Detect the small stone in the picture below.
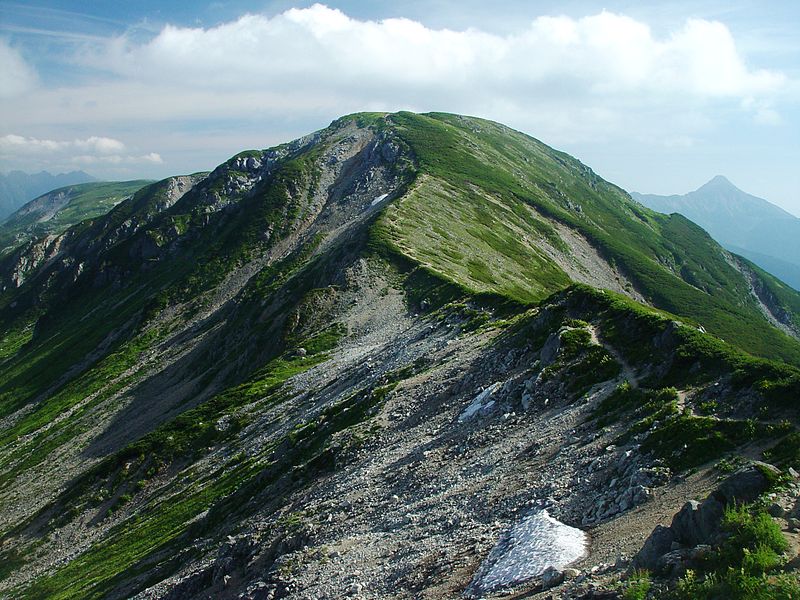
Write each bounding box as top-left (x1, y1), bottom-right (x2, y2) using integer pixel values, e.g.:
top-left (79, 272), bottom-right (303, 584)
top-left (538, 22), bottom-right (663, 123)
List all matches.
top-left (768, 502), bottom-right (785, 518)
top-left (541, 566), bottom-right (564, 589)
top-left (345, 583), bottom-right (363, 595)
top-left (562, 568), bottom-right (580, 580)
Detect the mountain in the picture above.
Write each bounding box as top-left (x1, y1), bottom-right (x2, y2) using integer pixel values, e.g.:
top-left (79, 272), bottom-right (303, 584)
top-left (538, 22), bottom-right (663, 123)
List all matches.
top-left (1, 113), bottom-right (799, 599)
top-left (0, 180), bottom-right (152, 257)
top-left (0, 170), bottom-right (96, 219)
top-left (632, 176), bottom-right (800, 290)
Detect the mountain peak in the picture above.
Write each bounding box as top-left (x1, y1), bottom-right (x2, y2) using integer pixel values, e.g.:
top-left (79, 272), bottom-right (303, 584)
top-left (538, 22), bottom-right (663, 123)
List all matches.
top-left (701, 175), bottom-right (737, 191)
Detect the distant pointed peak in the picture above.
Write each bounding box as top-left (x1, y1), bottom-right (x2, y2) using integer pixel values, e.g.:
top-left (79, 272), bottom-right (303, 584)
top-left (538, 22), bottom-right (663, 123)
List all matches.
top-left (702, 175), bottom-right (736, 189)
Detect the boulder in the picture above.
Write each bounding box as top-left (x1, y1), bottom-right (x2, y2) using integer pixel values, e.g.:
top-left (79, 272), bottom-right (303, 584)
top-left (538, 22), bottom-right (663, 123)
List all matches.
top-left (656, 548), bottom-right (691, 577)
top-left (541, 566), bottom-right (564, 589)
top-left (715, 462), bottom-right (778, 505)
top-left (540, 331), bottom-right (561, 365)
top-left (633, 525), bottom-right (674, 570)
top-left (670, 498), bottom-right (724, 547)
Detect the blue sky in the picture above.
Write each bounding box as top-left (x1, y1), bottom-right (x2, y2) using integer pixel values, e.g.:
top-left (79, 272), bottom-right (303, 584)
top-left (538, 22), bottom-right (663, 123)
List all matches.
top-left (1, 1), bottom-right (798, 214)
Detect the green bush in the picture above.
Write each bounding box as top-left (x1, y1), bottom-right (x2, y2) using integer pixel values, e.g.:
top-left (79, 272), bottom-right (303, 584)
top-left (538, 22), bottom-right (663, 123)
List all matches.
top-left (560, 327), bottom-right (592, 356)
top-left (623, 569), bottom-right (652, 600)
top-left (715, 503), bottom-right (787, 572)
top-left (674, 568), bottom-right (800, 600)
top-left (672, 504), bottom-right (796, 599)
top-left (764, 432), bottom-right (800, 470)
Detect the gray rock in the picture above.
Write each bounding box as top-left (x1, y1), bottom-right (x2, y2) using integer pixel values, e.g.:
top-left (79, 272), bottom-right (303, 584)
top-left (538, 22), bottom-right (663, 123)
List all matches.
top-left (656, 548), bottom-right (691, 577)
top-left (541, 566), bottom-right (564, 589)
top-left (670, 498), bottom-right (723, 547)
top-left (345, 582), bottom-right (363, 595)
top-left (768, 502), bottom-right (785, 517)
top-left (540, 332), bottom-right (561, 365)
top-left (633, 524), bottom-right (675, 570)
top-left (715, 462), bottom-right (778, 505)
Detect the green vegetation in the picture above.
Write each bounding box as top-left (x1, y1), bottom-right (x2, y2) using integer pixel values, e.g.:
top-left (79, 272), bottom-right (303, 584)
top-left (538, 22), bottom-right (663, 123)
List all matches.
top-left (372, 112), bottom-right (800, 364)
top-left (19, 458), bottom-right (262, 600)
top-left (559, 285), bottom-right (800, 404)
top-left (11, 326), bottom-right (355, 600)
top-left (0, 180), bottom-right (151, 255)
top-left (22, 368), bottom-right (400, 600)
top-left (0, 327), bottom-right (163, 488)
top-left (593, 383), bottom-right (679, 429)
top-left (0, 314), bottom-right (36, 361)
top-left (622, 570), bottom-right (652, 600)
top-left (591, 380), bottom-right (792, 472)
top-left (121, 324), bottom-right (345, 464)
top-left (763, 432), bottom-right (800, 470)
top-left (560, 327), bottom-right (592, 355)
top-left (640, 414), bottom-right (782, 473)
top-left (672, 504), bottom-right (798, 600)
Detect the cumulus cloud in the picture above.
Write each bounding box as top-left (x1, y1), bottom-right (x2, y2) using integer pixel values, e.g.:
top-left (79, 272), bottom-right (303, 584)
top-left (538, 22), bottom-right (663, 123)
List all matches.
top-left (0, 4), bottom-right (789, 176)
top-left (90, 6), bottom-right (782, 106)
top-left (0, 134), bottom-right (160, 170)
top-left (0, 39), bottom-right (37, 99)
top-left (0, 134), bottom-right (126, 154)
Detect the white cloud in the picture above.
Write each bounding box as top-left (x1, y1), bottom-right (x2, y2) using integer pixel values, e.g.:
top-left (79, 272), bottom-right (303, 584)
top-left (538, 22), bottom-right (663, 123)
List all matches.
top-left (0, 39), bottom-right (37, 99)
top-left (89, 6), bottom-right (783, 102)
top-left (0, 134), bottom-right (126, 155)
top-left (74, 136), bottom-right (126, 154)
top-left (0, 4), bottom-right (790, 177)
top-left (0, 134), bottom-right (160, 171)
top-left (19, 3), bottom-right (774, 143)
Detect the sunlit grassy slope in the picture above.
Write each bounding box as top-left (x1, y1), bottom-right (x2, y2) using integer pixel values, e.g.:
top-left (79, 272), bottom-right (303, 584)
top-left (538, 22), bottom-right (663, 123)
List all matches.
top-left (374, 111), bottom-right (800, 364)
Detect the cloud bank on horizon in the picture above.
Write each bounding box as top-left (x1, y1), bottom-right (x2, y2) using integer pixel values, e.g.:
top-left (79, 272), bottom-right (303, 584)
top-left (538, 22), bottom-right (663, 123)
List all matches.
top-left (0, 2), bottom-right (797, 211)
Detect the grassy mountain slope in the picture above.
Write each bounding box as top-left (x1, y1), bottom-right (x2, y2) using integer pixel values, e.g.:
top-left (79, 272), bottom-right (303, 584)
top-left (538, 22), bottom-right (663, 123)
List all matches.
top-left (0, 180), bottom-right (152, 257)
top-left (0, 112), bottom-right (799, 598)
top-left (377, 112), bottom-right (800, 363)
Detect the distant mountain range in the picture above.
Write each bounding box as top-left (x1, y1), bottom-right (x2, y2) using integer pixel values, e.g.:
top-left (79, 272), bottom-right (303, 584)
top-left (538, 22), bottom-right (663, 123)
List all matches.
top-left (632, 176), bottom-right (800, 290)
top-left (0, 170), bottom-right (96, 220)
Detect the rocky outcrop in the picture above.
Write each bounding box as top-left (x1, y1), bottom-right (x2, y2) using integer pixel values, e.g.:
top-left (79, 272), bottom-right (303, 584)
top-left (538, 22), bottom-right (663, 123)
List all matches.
top-left (633, 461), bottom-right (780, 572)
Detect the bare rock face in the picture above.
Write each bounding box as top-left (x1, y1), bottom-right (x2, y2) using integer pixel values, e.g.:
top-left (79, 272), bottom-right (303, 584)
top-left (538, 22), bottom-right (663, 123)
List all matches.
top-left (633, 525), bottom-right (675, 571)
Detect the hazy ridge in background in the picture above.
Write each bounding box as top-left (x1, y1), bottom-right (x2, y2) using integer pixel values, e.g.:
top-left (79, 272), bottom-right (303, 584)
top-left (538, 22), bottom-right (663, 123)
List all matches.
top-left (0, 170), bottom-right (95, 220)
top-left (633, 176), bottom-right (800, 291)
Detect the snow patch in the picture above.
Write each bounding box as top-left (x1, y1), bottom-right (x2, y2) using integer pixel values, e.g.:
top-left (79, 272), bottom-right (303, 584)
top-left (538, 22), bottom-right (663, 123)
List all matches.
top-left (467, 509), bottom-right (587, 595)
top-left (458, 382), bottom-right (501, 422)
top-left (370, 193), bottom-right (389, 206)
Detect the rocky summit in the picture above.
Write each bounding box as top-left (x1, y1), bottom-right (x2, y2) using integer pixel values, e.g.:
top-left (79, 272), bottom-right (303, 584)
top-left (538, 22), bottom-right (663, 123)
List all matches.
top-left (1, 112), bottom-right (799, 599)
